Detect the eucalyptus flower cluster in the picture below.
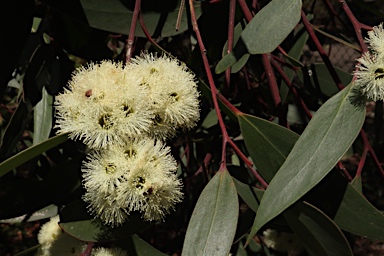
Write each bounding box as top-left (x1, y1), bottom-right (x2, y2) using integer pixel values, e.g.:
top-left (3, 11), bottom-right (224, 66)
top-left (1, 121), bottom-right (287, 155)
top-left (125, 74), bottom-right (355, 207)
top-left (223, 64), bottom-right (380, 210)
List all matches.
top-left (55, 53), bottom-right (200, 226)
top-left (36, 216), bottom-right (128, 256)
top-left (355, 23), bottom-right (384, 101)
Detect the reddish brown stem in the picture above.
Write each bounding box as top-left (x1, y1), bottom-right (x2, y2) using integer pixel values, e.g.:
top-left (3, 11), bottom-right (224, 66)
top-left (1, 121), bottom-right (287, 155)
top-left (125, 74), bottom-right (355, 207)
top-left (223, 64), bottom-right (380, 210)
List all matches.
top-left (225, 0), bottom-right (237, 87)
top-left (271, 59), bottom-right (312, 119)
top-left (125, 0), bottom-right (141, 63)
top-left (338, 0), bottom-right (368, 53)
top-left (262, 54), bottom-right (287, 127)
top-left (301, 11), bottom-right (344, 91)
top-left (360, 130), bottom-right (384, 176)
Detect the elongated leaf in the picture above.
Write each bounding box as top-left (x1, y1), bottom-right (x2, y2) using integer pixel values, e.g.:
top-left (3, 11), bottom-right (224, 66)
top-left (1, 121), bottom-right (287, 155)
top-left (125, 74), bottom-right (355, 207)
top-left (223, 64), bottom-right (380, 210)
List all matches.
top-left (312, 26), bottom-right (360, 51)
top-left (0, 158), bottom-right (81, 219)
top-left (241, 0), bottom-right (302, 54)
top-left (33, 87), bottom-right (53, 145)
top-left (239, 109), bottom-right (384, 241)
top-left (281, 26), bottom-right (309, 102)
top-left (182, 169), bottom-right (238, 256)
top-left (239, 114), bottom-right (299, 182)
top-left (0, 100), bottom-right (30, 161)
top-left (298, 64), bottom-right (352, 98)
top-left (335, 183), bottom-right (384, 241)
top-left (285, 202), bottom-right (352, 256)
top-left (232, 177), bottom-right (264, 213)
top-left (0, 204), bottom-right (58, 223)
top-left (249, 84), bottom-right (365, 238)
top-left (218, 22), bottom-right (250, 74)
top-left (80, 0), bottom-right (202, 37)
top-left (0, 133), bottom-right (69, 178)
top-left (60, 200), bottom-right (151, 242)
top-left (131, 235), bottom-right (167, 256)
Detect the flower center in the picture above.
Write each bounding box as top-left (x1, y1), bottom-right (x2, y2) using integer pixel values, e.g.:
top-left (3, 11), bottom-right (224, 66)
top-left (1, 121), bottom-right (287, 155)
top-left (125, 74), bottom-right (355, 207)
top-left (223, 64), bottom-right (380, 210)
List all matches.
top-left (170, 92), bottom-right (179, 102)
top-left (150, 68), bottom-right (158, 74)
top-left (124, 147), bottom-right (137, 158)
top-left (122, 104), bottom-right (133, 117)
top-left (133, 176), bottom-right (145, 189)
top-left (98, 113), bottom-right (114, 130)
top-left (105, 163), bottom-right (116, 174)
top-left (374, 68), bottom-right (384, 80)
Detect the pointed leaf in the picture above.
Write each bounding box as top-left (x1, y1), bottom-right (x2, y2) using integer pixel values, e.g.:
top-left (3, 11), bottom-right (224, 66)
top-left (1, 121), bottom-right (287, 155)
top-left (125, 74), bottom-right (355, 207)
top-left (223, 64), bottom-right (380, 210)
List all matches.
top-left (131, 235), bottom-right (167, 256)
top-left (218, 22), bottom-right (250, 74)
top-left (281, 26), bottom-right (309, 101)
top-left (60, 200), bottom-right (151, 242)
top-left (232, 177), bottom-right (264, 213)
top-left (239, 114), bottom-right (299, 182)
top-left (182, 169), bottom-right (239, 256)
top-left (80, 0), bottom-right (202, 37)
top-left (249, 84), bottom-right (365, 238)
top-left (297, 64), bottom-right (352, 98)
top-left (33, 88), bottom-right (53, 145)
top-left (241, 0), bottom-right (302, 54)
top-left (0, 133), bottom-right (69, 178)
top-left (285, 202), bottom-right (353, 256)
top-left (334, 183), bottom-right (384, 241)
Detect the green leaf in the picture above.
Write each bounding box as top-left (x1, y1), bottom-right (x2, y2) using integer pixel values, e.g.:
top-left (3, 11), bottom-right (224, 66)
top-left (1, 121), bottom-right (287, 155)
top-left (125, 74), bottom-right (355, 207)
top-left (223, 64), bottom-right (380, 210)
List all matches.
top-left (297, 64), bottom-right (353, 98)
top-left (0, 158), bottom-right (81, 219)
top-left (311, 26), bottom-right (360, 51)
top-left (334, 184), bottom-right (384, 241)
top-left (0, 133), bottom-right (69, 178)
top-left (215, 50), bottom-right (246, 74)
top-left (239, 108), bottom-right (384, 242)
top-left (281, 26), bottom-right (309, 101)
top-left (239, 113), bottom-right (299, 182)
top-left (219, 22), bottom-right (250, 74)
top-left (232, 177), bottom-right (264, 213)
top-left (241, 0), bottom-right (302, 54)
top-left (0, 100), bottom-right (30, 161)
top-left (351, 175), bottom-right (363, 193)
top-left (285, 202), bottom-right (353, 256)
top-left (182, 169), bottom-right (239, 256)
top-left (249, 84), bottom-right (365, 238)
top-left (0, 204), bottom-right (58, 223)
top-left (60, 200), bottom-right (151, 242)
top-left (33, 88), bottom-right (53, 145)
top-left (80, 0), bottom-right (202, 37)
top-left (131, 235), bottom-right (167, 256)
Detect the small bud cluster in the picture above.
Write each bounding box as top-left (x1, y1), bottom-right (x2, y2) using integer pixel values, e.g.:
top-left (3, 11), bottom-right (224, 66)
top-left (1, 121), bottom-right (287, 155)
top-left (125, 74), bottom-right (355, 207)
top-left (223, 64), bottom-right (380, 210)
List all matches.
top-left (355, 23), bottom-right (384, 101)
top-left (55, 53), bottom-right (200, 225)
top-left (36, 216), bottom-right (128, 256)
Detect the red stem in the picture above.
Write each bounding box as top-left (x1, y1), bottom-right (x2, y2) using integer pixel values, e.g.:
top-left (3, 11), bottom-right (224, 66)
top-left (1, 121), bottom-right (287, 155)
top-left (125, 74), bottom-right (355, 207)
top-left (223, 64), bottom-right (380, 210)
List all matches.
top-left (338, 0), bottom-right (368, 53)
top-left (271, 59), bottom-right (313, 119)
top-left (301, 11), bottom-right (344, 91)
top-left (262, 54), bottom-right (287, 127)
top-left (125, 0), bottom-right (142, 63)
top-left (189, 0), bottom-right (229, 171)
top-left (225, 0), bottom-right (236, 87)
top-left (360, 130), bottom-right (384, 176)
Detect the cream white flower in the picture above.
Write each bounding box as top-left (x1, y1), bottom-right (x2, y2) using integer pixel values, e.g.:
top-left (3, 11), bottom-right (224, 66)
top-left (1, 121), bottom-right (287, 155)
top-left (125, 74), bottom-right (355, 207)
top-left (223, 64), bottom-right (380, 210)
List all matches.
top-left (55, 60), bottom-right (154, 148)
top-left (82, 137), bottom-right (183, 224)
top-left (36, 215), bottom-right (87, 256)
top-left (366, 23), bottom-right (384, 55)
top-left (37, 215), bottom-right (62, 251)
top-left (354, 52), bottom-right (384, 101)
top-left (127, 53), bottom-right (200, 140)
top-left (116, 161), bottom-right (183, 221)
top-left (92, 247), bottom-right (128, 256)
